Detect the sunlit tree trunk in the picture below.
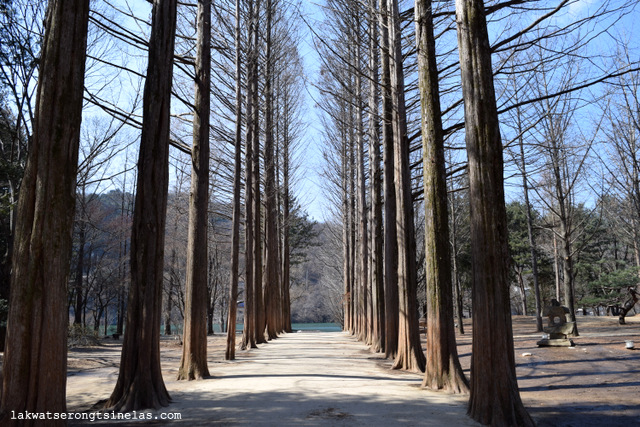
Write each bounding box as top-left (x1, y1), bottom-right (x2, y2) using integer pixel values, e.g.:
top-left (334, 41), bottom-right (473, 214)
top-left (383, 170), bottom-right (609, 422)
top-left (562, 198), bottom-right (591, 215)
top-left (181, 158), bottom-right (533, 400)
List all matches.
top-left (178, 0), bottom-right (211, 380)
top-left (252, 0), bottom-right (265, 344)
top-left (389, 0), bottom-right (425, 373)
top-left (106, 0), bottom-right (176, 411)
top-left (455, 0), bottom-right (533, 423)
top-left (264, 0), bottom-right (279, 340)
top-left (380, 0), bottom-right (398, 360)
top-left (242, 0), bottom-right (258, 350)
top-left (355, 17), bottom-right (369, 344)
top-left (226, 0), bottom-right (242, 361)
top-left (369, 0), bottom-right (384, 353)
top-left (416, 0), bottom-right (468, 392)
top-left (0, 1), bottom-right (90, 423)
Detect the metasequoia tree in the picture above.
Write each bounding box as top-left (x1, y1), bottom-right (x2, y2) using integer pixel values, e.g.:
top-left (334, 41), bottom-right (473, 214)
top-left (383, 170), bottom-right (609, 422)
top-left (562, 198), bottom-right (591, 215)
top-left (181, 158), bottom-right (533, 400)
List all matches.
top-left (264, 0), bottom-right (280, 340)
top-left (388, 0), bottom-right (425, 373)
top-left (106, 0), bottom-right (177, 411)
top-left (242, 0), bottom-right (258, 349)
top-left (368, 0), bottom-right (384, 353)
top-left (226, 0), bottom-right (242, 360)
top-left (251, 0), bottom-right (266, 344)
top-left (353, 8), bottom-right (369, 343)
top-left (380, 0), bottom-right (398, 360)
top-left (0, 0), bottom-right (90, 423)
top-left (454, 0), bottom-right (533, 424)
top-left (415, 0), bottom-right (468, 392)
top-left (177, 0), bottom-right (211, 380)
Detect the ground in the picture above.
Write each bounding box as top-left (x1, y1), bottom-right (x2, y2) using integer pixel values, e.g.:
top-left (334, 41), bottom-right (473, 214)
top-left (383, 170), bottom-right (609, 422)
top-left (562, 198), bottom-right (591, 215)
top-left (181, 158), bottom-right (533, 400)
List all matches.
top-left (5, 314), bottom-right (640, 425)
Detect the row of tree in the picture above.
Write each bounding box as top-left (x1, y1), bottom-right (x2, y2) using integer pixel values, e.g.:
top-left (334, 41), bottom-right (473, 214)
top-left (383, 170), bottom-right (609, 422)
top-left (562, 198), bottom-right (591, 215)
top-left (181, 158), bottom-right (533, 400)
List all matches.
top-left (0, 0), bottom-right (315, 424)
top-left (316, 0), bottom-right (638, 425)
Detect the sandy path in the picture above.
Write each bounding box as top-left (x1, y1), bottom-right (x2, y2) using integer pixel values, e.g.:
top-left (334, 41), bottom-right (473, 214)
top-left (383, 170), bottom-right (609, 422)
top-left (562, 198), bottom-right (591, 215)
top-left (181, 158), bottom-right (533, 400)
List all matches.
top-left (69, 331), bottom-right (479, 426)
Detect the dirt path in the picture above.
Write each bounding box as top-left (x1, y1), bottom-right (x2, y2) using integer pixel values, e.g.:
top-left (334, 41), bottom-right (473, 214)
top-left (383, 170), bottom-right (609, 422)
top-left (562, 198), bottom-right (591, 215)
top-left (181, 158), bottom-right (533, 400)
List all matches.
top-left (65, 315), bottom-right (640, 426)
top-left (69, 332), bottom-right (478, 426)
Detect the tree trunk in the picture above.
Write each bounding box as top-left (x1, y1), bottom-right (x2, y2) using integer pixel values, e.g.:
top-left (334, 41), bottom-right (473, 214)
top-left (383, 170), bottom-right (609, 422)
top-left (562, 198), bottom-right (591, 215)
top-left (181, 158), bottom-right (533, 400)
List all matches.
top-left (178, 0), bottom-right (211, 381)
top-left (282, 107), bottom-right (292, 333)
top-left (514, 104), bottom-right (543, 331)
top-left (380, 0), bottom-right (398, 360)
top-left (416, 0), bottom-right (468, 392)
top-left (106, 0), bottom-right (176, 411)
top-left (389, 0), bottom-right (425, 373)
top-left (354, 17), bottom-right (369, 344)
top-left (619, 288), bottom-right (639, 325)
top-left (74, 192), bottom-right (86, 325)
top-left (164, 270), bottom-right (173, 335)
top-left (553, 232), bottom-right (561, 301)
top-left (226, 0), bottom-right (242, 360)
top-left (369, 0), bottom-right (384, 354)
top-left (242, 0), bottom-right (258, 350)
top-left (449, 184), bottom-right (465, 335)
top-left (454, 0), bottom-right (533, 424)
top-left (342, 133), bottom-right (352, 332)
top-left (117, 187), bottom-right (128, 336)
top-left (0, 1), bottom-right (90, 423)
top-left (263, 0), bottom-right (279, 341)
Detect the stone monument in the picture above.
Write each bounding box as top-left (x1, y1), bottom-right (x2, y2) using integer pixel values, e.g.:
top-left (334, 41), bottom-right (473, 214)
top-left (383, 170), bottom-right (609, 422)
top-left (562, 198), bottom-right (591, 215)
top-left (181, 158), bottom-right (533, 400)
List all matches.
top-left (537, 299), bottom-right (575, 347)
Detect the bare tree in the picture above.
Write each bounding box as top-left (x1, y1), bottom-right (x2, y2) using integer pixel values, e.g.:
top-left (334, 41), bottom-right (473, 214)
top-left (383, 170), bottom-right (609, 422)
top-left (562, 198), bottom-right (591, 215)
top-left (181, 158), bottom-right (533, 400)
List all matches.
top-left (242, 0), bottom-right (258, 350)
top-left (368, 0), bottom-right (384, 353)
top-left (454, 0), bottom-right (533, 424)
top-left (263, 0), bottom-right (280, 340)
top-left (0, 0), bottom-right (90, 423)
top-left (226, 0), bottom-right (243, 361)
top-left (389, 0), bottom-right (425, 373)
top-left (415, 0), bottom-right (468, 393)
top-left (178, 0), bottom-right (211, 381)
top-left (380, 0), bottom-right (399, 360)
top-left (106, 0), bottom-right (177, 411)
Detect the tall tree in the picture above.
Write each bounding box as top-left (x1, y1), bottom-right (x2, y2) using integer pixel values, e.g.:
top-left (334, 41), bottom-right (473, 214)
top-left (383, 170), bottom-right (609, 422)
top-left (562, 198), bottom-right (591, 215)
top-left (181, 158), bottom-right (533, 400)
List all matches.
top-left (106, 0), bottom-right (177, 411)
top-left (368, 0), bottom-right (384, 353)
top-left (263, 0), bottom-right (279, 340)
top-left (354, 10), bottom-right (369, 344)
top-left (380, 0), bottom-right (399, 360)
top-left (177, 0), bottom-right (211, 381)
top-left (389, 0), bottom-right (425, 373)
top-left (454, 0), bottom-right (533, 424)
top-left (251, 0), bottom-right (266, 344)
top-left (0, 0), bottom-right (90, 423)
top-left (242, 0), bottom-right (258, 350)
top-left (226, 0), bottom-right (243, 361)
top-left (416, 0), bottom-right (468, 393)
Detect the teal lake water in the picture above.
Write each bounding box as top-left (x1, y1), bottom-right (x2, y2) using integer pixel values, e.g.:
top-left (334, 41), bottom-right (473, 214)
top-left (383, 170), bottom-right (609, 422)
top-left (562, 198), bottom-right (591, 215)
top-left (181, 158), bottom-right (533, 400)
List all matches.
top-left (291, 323), bottom-right (342, 332)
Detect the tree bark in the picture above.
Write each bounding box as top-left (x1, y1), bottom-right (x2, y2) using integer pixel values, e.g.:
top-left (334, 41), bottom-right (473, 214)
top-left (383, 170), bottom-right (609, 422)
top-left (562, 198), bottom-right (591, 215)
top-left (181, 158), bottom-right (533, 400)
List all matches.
top-left (252, 0), bottom-right (265, 345)
top-left (380, 0), bottom-right (399, 360)
top-left (264, 0), bottom-right (279, 341)
top-left (369, 0), bottom-right (384, 354)
top-left (0, 1), bottom-right (90, 423)
top-left (242, 0), bottom-right (257, 350)
top-left (178, 0), bottom-right (211, 381)
top-left (106, 0), bottom-right (176, 411)
top-left (343, 130), bottom-right (352, 332)
top-left (389, 0), bottom-right (425, 373)
top-left (355, 17), bottom-right (369, 344)
top-left (619, 288), bottom-right (639, 325)
top-left (416, 0), bottom-right (469, 393)
top-left (282, 100), bottom-right (292, 333)
top-left (226, 0), bottom-right (242, 361)
top-left (454, 0), bottom-right (533, 424)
